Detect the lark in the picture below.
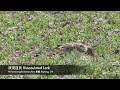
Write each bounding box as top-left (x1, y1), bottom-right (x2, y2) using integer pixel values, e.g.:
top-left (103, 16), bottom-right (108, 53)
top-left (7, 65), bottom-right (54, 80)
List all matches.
top-left (57, 43), bottom-right (94, 56)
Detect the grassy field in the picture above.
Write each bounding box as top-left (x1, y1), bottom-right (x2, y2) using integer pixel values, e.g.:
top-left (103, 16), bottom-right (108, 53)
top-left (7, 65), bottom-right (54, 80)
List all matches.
top-left (0, 11), bottom-right (120, 79)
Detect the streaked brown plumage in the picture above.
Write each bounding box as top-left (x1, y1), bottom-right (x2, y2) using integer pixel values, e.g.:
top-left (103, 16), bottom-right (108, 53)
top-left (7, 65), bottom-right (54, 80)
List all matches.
top-left (57, 43), bottom-right (94, 56)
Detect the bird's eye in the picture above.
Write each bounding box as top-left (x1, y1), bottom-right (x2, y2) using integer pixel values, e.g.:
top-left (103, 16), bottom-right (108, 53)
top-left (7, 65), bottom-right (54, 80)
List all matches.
top-left (79, 45), bottom-right (83, 47)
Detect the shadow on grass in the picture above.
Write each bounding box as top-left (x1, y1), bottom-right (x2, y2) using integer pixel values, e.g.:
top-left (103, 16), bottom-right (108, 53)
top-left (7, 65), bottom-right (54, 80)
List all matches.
top-left (69, 65), bottom-right (95, 75)
top-left (51, 65), bottom-right (94, 75)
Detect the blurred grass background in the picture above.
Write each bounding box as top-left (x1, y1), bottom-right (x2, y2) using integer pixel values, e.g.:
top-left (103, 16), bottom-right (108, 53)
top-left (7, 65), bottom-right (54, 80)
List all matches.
top-left (0, 11), bottom-right (120, 79)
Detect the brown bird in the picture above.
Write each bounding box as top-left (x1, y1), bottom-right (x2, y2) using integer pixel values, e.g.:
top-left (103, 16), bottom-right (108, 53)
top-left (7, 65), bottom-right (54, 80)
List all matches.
top-left (57, 43), bottom-right (94, 56)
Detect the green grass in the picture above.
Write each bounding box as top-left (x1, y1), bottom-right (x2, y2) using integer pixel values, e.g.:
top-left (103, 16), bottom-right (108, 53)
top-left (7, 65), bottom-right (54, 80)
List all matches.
top-left (0, 11), bottom-right (120, 79)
